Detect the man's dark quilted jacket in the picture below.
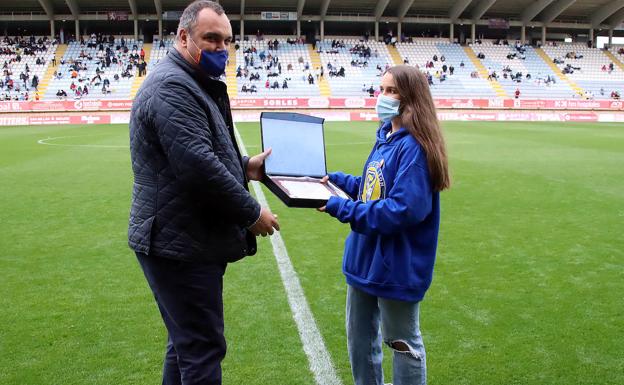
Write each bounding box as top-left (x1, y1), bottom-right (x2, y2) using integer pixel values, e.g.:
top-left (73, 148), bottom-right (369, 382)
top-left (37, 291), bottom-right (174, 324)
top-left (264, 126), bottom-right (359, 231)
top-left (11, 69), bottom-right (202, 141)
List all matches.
top-left (128, 48), bottom-right (260, 263)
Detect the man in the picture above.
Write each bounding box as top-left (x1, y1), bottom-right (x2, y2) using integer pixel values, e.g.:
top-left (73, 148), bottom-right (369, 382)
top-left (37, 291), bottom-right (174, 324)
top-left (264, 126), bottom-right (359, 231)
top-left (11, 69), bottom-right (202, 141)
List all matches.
top-left (128, 1), bottom-right (280, 384)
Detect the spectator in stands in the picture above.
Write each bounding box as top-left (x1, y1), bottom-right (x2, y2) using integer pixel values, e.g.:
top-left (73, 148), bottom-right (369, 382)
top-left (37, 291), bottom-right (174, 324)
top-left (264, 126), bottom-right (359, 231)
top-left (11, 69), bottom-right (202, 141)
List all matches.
top-left (138, 60), bottom-right (147, 77)
top-left (515, 88), bottom-right (520, 99)
top-left (477, 52), bottom-right (485, 59)
top-left (611, 90), bottom-right (620, 99)
top-left (282, 79), bottom-right (288, 89)
top-left (449, 65), bottom-right (454, 75)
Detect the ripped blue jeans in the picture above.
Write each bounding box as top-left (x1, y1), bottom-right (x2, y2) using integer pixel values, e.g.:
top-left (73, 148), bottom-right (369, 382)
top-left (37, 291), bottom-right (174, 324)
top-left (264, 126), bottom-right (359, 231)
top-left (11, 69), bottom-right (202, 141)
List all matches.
top-left (346, 285), bottom-right (426, 385)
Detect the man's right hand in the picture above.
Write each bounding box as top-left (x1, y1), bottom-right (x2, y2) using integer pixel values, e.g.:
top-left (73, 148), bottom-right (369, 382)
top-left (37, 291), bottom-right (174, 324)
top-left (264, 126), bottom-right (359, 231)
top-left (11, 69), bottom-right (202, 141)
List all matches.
top-left (249, 207), bottom-right (280, 237)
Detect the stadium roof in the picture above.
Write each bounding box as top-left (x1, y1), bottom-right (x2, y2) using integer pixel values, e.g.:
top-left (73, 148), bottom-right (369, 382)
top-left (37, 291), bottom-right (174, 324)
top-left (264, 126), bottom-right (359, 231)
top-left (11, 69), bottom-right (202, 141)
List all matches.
top-left (0, 0), bottom-right (623, 29)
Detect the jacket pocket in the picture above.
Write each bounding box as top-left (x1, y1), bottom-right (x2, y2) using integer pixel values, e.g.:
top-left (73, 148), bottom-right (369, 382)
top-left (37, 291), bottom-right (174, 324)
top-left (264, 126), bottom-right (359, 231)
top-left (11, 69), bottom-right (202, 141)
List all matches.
top-left (128, 214), bottom-right (155, 254)
top-left (128, 180), bottom-right (157, 254)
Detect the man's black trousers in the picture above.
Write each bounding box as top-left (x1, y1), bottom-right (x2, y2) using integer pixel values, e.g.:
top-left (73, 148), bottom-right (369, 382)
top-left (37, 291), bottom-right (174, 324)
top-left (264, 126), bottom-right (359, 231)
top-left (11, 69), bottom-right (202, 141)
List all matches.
top-left (136, 252), bottom-right (227, 385)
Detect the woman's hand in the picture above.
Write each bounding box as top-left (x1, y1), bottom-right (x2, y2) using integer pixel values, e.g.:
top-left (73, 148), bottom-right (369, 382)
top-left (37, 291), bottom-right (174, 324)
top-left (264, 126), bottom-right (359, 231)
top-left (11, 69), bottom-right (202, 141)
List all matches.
top-left (317, 176), bottom-right (329, 212)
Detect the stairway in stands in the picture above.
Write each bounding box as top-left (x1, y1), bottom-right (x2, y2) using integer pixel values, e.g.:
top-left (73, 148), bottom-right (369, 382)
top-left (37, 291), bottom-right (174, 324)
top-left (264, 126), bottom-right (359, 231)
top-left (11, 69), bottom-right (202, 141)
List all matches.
top-left (387, 45), bottom-right (404, 66)
top-left (603, 49), bottom-right (624, 71)
top-left (130, 43), bottom-right (152, 99)
top-left (464, 46), bottom-right (508, 98)
top-left (535, 47), bottom-right (584, 96)
top-left (37, 44), bottom-right (67, 98)
top-left (225, 44), bottom-right (238, 97)
top-left (308, 44), bottom-right (331, 97)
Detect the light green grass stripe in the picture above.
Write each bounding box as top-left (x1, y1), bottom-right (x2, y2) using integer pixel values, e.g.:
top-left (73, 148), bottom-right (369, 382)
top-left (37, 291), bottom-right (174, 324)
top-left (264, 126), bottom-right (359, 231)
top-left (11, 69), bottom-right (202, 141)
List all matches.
top-left (234, 124), bottom-right (343, 385)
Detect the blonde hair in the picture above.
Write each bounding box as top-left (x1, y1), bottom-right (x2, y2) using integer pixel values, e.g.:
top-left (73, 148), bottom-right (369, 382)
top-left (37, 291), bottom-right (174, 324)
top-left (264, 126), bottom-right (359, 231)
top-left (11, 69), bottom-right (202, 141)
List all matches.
top-left (386, 65), bottom-right (450, 191)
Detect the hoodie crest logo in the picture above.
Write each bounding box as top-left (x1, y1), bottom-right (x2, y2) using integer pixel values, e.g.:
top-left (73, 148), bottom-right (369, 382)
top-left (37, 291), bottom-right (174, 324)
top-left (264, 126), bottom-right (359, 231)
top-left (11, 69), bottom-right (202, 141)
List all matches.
top-left (361, 160), bottom-right (386, 202)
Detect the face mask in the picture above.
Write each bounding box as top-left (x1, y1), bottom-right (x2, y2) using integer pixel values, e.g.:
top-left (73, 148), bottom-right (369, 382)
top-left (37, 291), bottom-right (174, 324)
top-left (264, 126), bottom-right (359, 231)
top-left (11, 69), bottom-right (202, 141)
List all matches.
top-left (376, 94), bottom-right (401, 122)
top-left (187, 37), bottom-right (228, 78)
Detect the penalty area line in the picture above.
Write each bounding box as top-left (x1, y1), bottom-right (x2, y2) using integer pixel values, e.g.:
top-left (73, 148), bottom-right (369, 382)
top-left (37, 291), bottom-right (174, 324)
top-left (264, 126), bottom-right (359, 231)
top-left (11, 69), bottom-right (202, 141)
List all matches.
top-left (234, 124), bottom-right (343, 385)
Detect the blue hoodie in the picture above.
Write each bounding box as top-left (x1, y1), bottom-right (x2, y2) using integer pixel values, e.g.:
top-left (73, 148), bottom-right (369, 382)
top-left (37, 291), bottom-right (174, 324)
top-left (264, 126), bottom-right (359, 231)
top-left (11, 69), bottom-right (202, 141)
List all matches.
top-left (326, 121), bottom-right (440, 302)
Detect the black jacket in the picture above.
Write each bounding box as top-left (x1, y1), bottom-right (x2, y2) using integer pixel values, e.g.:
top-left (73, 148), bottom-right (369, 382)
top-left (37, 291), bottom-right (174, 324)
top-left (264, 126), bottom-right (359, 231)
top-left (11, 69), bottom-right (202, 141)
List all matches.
top-left (128, 48), bottom-right (260, 263)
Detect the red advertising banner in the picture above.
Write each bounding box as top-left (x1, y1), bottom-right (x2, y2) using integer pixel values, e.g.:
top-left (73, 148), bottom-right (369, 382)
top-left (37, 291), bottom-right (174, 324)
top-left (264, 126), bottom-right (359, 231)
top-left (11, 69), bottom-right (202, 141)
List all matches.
top-left (230, 97), bottom-right (624, 110)
top-left (0, 111), bottom-right (617, 126)
top-left (0, 98), bottom-right (622, 113)
top-left (0, 100), bottom-right (133, 113)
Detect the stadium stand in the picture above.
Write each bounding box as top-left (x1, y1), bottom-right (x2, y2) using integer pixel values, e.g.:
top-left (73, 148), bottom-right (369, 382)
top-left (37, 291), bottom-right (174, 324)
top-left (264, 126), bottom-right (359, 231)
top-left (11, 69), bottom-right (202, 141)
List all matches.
top-left (148, 37), bottom-right (174, 70)
top-left (0, 36), bottom-right (57, 101)
top-left (541, 43), bottom-right (624, 100)
top-left (317, 38), bottom-right (393, 97)
top-left (469, 41), bottom-right (576, 99)
top-left (43, 34), bottom-right (145, 100)
top-left (396, 40), bottom-right (497, 98)
top-left (234, 38), bottom-right (321, 97)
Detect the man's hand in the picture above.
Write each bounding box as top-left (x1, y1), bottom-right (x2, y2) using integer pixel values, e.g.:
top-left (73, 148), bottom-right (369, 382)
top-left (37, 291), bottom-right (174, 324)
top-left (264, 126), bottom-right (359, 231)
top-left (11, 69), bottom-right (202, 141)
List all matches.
top-left (249, 207), bottom-right (280, 237)
top-left (247, 148), bottom-right (272, 181)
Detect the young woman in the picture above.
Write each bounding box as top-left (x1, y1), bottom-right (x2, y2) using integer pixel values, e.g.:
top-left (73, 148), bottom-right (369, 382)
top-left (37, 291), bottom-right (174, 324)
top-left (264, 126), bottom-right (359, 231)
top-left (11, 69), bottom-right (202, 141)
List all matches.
top-left (321, 65), bottom-right (450, 385)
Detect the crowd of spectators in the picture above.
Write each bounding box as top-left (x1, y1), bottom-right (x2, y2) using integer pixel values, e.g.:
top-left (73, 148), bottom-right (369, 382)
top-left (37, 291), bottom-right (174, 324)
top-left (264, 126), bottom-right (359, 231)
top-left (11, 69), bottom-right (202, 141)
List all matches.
top-left (53, 33), bottom-right (145, 99)
top-left (0, 35), bottom-right (55, 100)
top-left (236, 33), bottom-right (320, 94)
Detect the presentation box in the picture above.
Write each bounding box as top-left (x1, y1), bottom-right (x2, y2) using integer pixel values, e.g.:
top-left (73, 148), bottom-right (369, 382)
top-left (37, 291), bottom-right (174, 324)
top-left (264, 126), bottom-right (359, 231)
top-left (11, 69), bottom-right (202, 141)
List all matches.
top-left (260, 112), bottom-right (350, 208)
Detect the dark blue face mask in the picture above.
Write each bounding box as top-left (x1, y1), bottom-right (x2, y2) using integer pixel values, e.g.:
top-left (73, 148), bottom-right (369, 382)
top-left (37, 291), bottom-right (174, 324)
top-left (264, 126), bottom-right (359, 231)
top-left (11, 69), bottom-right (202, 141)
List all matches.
top-left (188, 37), bottom-right (228, 78)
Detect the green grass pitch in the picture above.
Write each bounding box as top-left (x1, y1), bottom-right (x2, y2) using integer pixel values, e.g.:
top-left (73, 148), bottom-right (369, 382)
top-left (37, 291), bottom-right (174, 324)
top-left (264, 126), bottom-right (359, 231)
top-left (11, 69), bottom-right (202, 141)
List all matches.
top-left (0, 120), bottom-right (622, 385)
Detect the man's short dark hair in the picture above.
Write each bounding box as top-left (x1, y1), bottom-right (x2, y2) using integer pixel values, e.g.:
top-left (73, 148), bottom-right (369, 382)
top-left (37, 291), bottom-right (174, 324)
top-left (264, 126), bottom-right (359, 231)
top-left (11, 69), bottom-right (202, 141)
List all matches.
top-left (177, 0), bottom-right (225, 36)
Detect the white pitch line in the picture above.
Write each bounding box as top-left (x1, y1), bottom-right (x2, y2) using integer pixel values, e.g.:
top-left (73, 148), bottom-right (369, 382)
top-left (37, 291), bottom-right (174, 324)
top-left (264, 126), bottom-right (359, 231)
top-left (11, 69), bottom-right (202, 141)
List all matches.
top-left (234, 125), bottom-right (343, 385)
top-left (37, 134), bottom-right (126, 148)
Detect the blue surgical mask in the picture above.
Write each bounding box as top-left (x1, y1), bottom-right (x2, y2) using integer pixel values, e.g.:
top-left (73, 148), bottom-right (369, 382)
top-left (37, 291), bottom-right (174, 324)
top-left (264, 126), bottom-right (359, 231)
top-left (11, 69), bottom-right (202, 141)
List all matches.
top-left (376, 94), bottom-right (401, 122)
top-left (188, 37), bottom-right (228, 78)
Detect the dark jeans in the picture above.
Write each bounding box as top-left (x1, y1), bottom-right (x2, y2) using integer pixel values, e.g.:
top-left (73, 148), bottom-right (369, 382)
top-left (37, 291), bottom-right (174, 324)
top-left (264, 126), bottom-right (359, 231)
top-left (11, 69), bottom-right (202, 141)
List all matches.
top-left (136, 253), bottom-right (227, 385)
